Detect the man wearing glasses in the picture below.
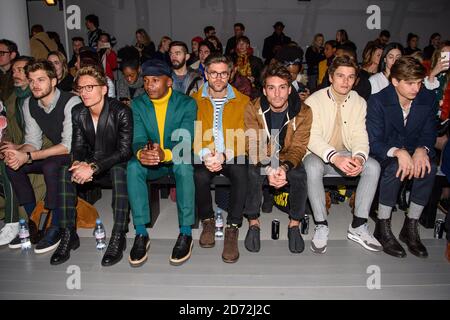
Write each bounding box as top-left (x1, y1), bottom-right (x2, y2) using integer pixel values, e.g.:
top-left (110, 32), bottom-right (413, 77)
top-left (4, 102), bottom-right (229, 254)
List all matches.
top-left (50, 66), bottom-right (133, 266)
top-left (0, 39), bottom-right (18, 105)
top-left (192, 53), bottom-right (249, 263)
top-left (3, 60), bottom-right (80, 254)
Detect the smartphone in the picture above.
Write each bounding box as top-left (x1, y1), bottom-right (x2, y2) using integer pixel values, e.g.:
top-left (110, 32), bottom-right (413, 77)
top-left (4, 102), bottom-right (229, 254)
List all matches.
top-left (442, 51), bottom-right (450, 71)
top-left (146, 139), bottom-right (153, 150)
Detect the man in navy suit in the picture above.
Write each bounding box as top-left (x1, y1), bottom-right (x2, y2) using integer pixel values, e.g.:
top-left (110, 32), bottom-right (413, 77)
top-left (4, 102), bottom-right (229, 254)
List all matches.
top-left (367, 56), bottom-right (437, 259)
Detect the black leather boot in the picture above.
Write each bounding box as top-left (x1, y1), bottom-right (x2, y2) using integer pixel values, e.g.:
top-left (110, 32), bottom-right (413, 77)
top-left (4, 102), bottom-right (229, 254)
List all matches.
top-left (399, 217), bottom-right (428, 258)
top-left (374, 219), bottom-right (406, 258)
top-left (102, 231), bottom-right (127, 266)
top-left (50, 227), bottom-right (80, 265)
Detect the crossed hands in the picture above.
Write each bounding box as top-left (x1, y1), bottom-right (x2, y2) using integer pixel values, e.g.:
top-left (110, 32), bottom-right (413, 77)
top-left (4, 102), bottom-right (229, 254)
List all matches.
top-left (332, 155), bottom-right (364, 177)
top-left (69, 161), bottom-right (94, 185)
top-left (266, 166), bottom-right (288, 189)
top-left (204, 151), bottom-right (225, 172)
top-left (138, 143), bottom-right (165, 166)
top-left (1, 142), bottom-right (27, 170)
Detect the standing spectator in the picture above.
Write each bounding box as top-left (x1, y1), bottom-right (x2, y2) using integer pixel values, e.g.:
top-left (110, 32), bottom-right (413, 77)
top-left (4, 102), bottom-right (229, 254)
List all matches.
top-left (29, 25), bottom-right (58, 60)
top-left (135, 28), bottom-right (155, 64)
top-left (363, 30), bottom-right (391, 54)
top-left (423, 33), bottom-right (441, 60)
top-left (404, 33), bottom-right (420, 56)
top-left (305, 33), bottom-right (325, 91)
top-left (153, 36), bottom-right (172, 66)
top-left (47, 31), bottom-right (67, 58)
top-left (225, 23), bottom-right (245, 56)
top-left (262, 21), bottom-right (292, 65)
top-left (85, 14), bottom-right (117, 50)
top-left (48, 51), bottom-right (73, 92)
top-left (204, 26), bottom-right (216, 38)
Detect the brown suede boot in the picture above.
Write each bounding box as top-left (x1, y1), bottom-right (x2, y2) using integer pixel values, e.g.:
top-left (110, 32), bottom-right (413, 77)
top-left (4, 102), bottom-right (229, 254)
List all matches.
top-left (222, 226), bottom-right (239, 263)
top-left (199, 218), bottom-right (215, 248)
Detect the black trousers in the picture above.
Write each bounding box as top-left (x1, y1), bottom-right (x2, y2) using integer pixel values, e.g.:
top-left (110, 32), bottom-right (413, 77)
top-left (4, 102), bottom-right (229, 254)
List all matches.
top-left (194, 163), bottom-right (248, 226)
top-left (6, 155), bottom-right (71, 210)
top-left (244, 164), bottom-right (308, 221)
top-left (379, 157), bottom-right (437, 207)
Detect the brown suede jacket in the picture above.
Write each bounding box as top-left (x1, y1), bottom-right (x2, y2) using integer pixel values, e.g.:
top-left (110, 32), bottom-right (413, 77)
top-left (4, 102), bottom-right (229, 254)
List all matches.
top-left (244, 88), bottom-right (312, 170)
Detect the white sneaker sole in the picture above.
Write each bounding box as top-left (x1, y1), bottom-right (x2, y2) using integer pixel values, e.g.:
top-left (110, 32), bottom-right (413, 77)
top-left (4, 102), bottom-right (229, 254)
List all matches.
top-left (34, 239), bottom-right (61, 254)
top-left (8, 242), bottom-right (22, 249)
top-left (310, 242), bottom-right (327, 254)
top-left (347, 232), bottom-right (382, 252)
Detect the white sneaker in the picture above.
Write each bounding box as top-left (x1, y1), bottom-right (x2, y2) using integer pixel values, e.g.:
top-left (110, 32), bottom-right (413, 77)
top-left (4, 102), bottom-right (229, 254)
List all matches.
top-left (347, 223), bottom-right (382, 252)
top-left (0, 223), bottom-right (20, 246)
top-left (310, 224), bottom-right (329, 254)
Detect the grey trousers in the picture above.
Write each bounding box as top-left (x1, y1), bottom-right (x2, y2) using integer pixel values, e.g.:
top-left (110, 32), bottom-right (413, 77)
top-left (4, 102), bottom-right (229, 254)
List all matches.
top-left (303, 152), bottom-right (380, 223)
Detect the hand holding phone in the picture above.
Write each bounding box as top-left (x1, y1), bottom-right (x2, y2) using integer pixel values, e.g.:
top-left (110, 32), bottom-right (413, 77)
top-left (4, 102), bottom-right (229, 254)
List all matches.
top-left (441, 51), bottom-right (450, 71)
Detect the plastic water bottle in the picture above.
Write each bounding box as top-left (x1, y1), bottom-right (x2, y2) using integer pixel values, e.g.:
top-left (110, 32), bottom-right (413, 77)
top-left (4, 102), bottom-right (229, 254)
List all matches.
top-left (93, 219), bottom-right (106, 250)
top-left (19, 219), bottom-right (31, 251)
top-left (215, 209), bottom-right (224, 238)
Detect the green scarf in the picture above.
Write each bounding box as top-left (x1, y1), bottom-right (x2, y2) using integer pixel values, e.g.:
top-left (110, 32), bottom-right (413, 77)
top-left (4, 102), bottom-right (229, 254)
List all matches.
top-left (14, 86), bottom-right (31, 131)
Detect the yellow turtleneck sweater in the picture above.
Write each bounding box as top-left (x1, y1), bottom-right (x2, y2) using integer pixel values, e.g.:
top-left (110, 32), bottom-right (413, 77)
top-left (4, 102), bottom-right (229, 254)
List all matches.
top-left (138, 88), bottom-right (173, 162)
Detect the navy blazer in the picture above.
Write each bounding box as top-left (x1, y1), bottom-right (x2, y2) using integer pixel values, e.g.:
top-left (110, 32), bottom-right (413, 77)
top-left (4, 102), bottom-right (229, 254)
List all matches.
top-left (366, 84), bottom-right (437, 163)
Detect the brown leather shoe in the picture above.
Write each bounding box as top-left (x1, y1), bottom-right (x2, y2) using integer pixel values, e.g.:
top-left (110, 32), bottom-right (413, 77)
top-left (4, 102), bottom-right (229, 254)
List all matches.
top-left (446, 242), bottom-right (450, 263)
top-left (199, 218), bottom-right (215, 248)
top-left (222, 226), bottom-right (239, 263)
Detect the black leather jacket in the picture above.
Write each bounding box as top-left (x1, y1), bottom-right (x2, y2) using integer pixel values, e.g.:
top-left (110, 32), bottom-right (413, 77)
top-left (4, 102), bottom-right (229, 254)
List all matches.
top-left (71, 98), bottom-right (133, 174)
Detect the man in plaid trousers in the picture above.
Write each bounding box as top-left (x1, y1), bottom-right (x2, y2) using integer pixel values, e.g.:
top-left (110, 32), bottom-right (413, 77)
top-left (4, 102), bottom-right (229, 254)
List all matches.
top-left (50, 66), bottom-right (133, 266)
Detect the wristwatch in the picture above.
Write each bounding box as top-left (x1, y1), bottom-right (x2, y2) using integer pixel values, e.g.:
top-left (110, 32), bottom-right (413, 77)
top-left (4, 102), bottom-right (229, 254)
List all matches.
top-left (89, 162), bottom-right (99, 174)
top-left (26, 152), bottom-right (33, 164)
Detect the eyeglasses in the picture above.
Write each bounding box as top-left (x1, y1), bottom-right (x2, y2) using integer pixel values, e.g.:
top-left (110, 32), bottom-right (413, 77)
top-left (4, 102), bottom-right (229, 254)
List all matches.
top-left (207, 71), bottom-right (229, 79)
top-left (0, 51), bottom-right (11, 56)
top-left (75, 84), bottom-right (103, 93)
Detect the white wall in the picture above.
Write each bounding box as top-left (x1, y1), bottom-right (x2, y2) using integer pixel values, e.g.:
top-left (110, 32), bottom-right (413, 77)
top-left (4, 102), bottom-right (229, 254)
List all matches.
top-left (24, 0), bottom-right (450, 60)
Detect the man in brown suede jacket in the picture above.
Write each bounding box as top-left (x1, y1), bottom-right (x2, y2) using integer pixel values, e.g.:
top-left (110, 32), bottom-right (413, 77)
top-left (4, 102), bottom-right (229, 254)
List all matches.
top-left (243, 62), bottom-right (312, 254)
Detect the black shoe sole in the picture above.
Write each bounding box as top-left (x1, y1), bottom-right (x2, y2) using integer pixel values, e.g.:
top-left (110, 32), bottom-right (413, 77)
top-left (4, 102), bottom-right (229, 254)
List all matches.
top-left (50, 238), bottom-right (80, 266)
top-left (399, 234), bottom-right (428, 258)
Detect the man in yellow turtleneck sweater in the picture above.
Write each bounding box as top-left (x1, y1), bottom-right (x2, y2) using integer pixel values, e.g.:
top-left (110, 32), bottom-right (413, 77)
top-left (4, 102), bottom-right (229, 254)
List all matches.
top-left (127, 59), bottom-right (197, 267)
top-left (304, 55), bottom-right (381, 255)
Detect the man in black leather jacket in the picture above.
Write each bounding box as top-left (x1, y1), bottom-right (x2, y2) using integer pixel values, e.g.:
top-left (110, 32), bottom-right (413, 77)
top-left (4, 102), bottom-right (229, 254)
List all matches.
top-left (50, 66), bottom-right (133, 266)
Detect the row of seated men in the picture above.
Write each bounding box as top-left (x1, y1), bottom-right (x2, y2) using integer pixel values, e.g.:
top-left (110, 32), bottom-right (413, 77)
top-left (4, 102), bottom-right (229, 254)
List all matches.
top-left (0, 52), bottom-right (446, 268)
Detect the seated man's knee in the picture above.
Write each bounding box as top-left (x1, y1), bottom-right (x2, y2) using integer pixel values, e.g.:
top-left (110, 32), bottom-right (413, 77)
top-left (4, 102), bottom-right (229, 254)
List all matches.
top-left (127, 158), bottom-right (146, 178)
top-left (173, 163), bottom-right (193, 179)
top-left (303, 154), bottom-right (325, 177)
top-left (363, 158), bottom-right (381, 177)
